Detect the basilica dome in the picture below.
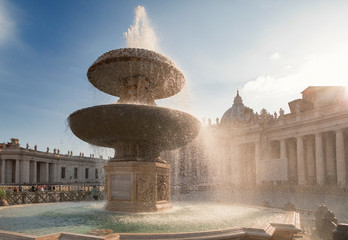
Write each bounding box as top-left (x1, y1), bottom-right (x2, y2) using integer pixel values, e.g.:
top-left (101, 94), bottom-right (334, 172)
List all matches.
top-left (220, 91), bottom-right (248, 125)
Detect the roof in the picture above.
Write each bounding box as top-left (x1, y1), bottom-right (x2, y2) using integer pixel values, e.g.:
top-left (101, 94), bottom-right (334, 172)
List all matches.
top-left (301, 86), bottom-right (345, 94)
top-left (220, 90), bottom-right (246, 125)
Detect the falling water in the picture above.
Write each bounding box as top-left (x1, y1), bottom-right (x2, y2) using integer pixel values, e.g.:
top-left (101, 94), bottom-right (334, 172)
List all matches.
top-left (122, 6), bottom-right (225, 200)
top-left (123, 6), bottom-right (159, 51)
top-left (123, 6), bottom-right (194, 117)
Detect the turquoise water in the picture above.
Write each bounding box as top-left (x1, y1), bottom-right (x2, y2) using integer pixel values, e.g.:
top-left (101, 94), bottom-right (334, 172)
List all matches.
top-left (0, 201), bottom-right (284, 236)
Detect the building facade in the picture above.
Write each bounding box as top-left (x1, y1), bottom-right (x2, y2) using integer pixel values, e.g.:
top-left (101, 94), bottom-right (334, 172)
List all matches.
top-left (0, 139), bottom-right (106, 185)
top-left (165, 86), bottom-right (348, 189)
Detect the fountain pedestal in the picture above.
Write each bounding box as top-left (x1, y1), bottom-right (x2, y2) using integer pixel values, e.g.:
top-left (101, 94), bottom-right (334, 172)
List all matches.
top-left (104, 161), bottom-right (172, 212)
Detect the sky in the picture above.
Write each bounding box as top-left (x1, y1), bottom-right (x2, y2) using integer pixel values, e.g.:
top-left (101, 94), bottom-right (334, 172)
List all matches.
top-left (1, 0), bottom-right (348, 157)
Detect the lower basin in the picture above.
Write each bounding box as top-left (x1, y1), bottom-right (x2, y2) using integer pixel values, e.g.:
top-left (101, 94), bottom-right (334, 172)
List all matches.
top-left (68, 104), bottom-right (201, 151)
top-left (0, 201), bottom-right (286, 236)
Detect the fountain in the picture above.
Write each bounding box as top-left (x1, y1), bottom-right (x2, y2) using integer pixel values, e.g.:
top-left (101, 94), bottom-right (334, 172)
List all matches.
top-left (68, 48), bottom-right (200, 212)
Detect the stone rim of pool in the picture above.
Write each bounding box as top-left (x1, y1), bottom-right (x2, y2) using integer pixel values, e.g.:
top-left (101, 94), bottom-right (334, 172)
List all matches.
top-left (0, 201), bottom-right (301, 240)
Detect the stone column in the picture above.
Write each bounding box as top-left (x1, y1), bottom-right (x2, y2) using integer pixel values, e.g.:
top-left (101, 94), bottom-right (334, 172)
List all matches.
top-left (31, 161), bottom-right (37, 184)
top-left (15, 160), bottom-right (20, 184)
top-left (288, 139), bottom-right (297, 184)
top-left (280, 139), bottom-right (287, 159)
top-left (250, 144), bottom-right (255, 186)
top-left (306, 136), bottom-right (316, 184)
top-left (315, 133), bottom-right (325, 185)
top-left (1, 159), bottom-right (6, 184)
top-left (325, 132), bottom-right (337, 184)
top-left (79, 166), bottom-right (84, 182)
top-left (6, 161), bottom-right (12, 183)
top-left (21, 160), bottom-right (30, 184)
top-left (44, 162), bottom-right (49, 183)
top-left (244, 144), bottom-right (252, 186)
top-left (239, 144), bottom-right (247, 187)
top-left (56, 163), bottom-right (60, 182)
top-left (66, 164), bottom-right (71, 183)
top-left (234, 144), bottom-right (242, 187)
top-left (52, 163), bottom-right (58, 183)
top-left (91, 167), bottom-right (95, 181)
top-left (48, 163), bottom-right (53, 183)
top-left (296, 136), bottom-right (306, 185)
top-left (336, 130), bottom-right (346, 186)
top-left (255, 141), bottom-right (261, 185)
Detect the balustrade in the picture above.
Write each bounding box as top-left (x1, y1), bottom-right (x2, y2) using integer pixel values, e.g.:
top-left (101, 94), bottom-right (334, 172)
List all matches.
top-left (2, 190), bottom-right (104, 205)
top-left (0, 184), bottom-right (104, 205)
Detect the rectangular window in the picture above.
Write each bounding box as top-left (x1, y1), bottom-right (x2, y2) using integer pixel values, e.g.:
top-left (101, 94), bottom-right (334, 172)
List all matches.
top-left (85, 168), bottom-right (89, 179)
top-left (61, 167), bottom-right (66, 179)
top-left (95, 169), bottom-right (98, 179)
top-left (74, 168), bottom-right (78, 179)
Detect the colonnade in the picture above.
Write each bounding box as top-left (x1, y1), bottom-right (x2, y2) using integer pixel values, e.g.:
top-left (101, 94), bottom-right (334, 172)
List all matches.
top-left (230, 128), bottom-right (347, 187)
top-left (0, 159), bottom-right (59, 184)
top-left (163, 126), bottom-right (348, 189)
top-left (262, 129), bottom-right (347, 186)
top-left (0, 158), bottom-right (102, 184)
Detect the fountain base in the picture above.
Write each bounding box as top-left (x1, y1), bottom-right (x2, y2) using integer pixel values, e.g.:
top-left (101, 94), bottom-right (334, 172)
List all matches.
top-left (104, 161), bottom-right (172, 212)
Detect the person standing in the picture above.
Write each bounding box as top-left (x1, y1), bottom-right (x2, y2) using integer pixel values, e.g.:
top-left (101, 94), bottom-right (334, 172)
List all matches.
top-left (91, 186), bottom-right (99, 200)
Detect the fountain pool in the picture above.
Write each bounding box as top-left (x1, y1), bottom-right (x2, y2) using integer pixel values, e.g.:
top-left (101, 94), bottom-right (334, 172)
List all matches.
top-left (0, 201), bottom-right (286, 236)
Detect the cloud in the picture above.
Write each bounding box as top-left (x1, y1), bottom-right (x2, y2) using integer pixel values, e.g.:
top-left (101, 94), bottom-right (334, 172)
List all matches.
top-left (270, 52), bottom-right (281, 61)
top-left (0, 1), bottom-right (15, 46)
top-left (241, 47), bottom-right (348, 114)
top-left (237, 1), bottom-right (348, 115)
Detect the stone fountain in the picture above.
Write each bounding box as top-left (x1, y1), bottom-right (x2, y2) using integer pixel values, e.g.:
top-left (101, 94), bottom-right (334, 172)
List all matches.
top-left (68, 48), bottom-right (200, 212)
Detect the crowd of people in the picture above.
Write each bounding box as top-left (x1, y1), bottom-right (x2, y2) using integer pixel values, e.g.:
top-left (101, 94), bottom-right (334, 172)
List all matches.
top-left (5, 185), bottom-right (100, 200)
top-left (6, 185), bottom-right (56, 193)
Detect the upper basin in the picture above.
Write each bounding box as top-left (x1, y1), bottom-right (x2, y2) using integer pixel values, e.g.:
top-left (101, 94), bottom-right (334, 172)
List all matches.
top-left (87, 48), bottom-right (185, 101)
top-left (68, 104), bottom-right (200, 151)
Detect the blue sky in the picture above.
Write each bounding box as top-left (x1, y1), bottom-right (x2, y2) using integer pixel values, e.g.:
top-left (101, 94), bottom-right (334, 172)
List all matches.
top-left (1, 0), bottom-right (348, 157)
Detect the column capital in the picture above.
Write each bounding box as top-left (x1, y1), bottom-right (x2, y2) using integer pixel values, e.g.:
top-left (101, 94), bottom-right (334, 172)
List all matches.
top-left (254, 141), bottom-right (261, 148)
top-left (336, 129), bottom-right (344, 135)
top-left (315, 132), bottom-right (322, 137)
